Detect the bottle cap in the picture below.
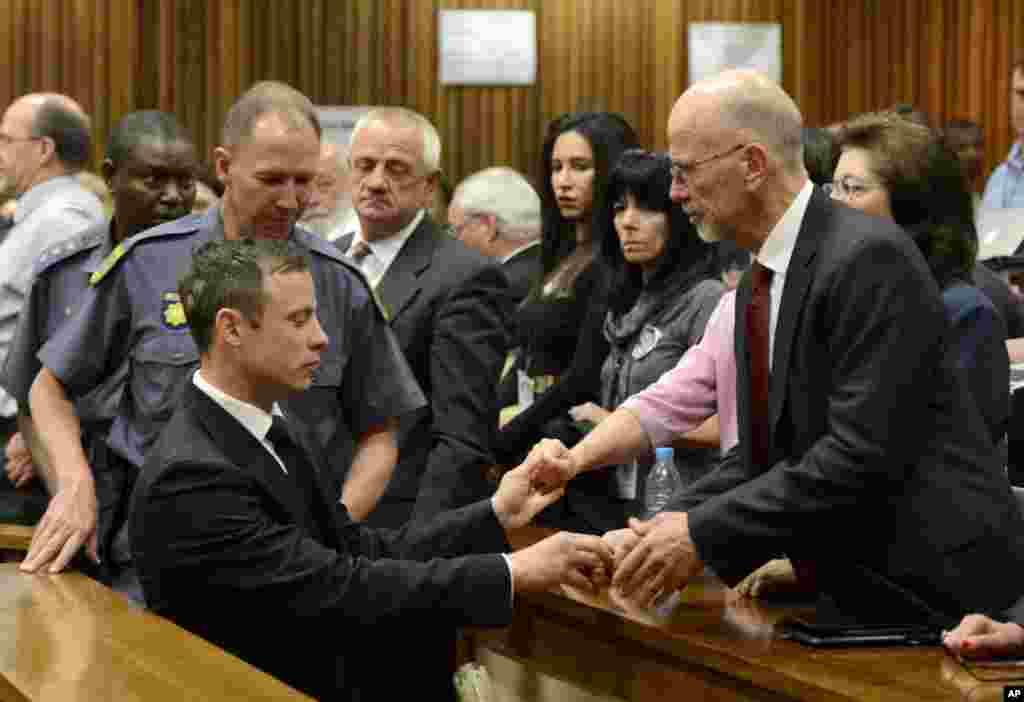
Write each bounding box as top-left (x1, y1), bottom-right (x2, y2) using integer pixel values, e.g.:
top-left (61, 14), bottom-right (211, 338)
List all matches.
top-left (655, 447), bottom-right (674, 462)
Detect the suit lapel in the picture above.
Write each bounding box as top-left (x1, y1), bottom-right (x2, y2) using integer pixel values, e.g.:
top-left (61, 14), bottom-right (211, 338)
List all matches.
top-left (186, 384), bottom-right (310, 530)
top-left (375, 216), bottom-right (436, 323)
top-left (768, 188), bottom-right (824, 432)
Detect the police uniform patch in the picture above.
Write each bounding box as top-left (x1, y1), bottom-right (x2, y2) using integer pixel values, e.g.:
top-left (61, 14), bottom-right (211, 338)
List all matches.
top-left (162, 292), bottom-right (188, 329)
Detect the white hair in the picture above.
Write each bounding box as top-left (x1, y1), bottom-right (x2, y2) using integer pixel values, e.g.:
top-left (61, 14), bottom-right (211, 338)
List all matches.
top-left (349, 107), bottom-right (441, 172)
top-left (451, 167), bottom-right (541, 242)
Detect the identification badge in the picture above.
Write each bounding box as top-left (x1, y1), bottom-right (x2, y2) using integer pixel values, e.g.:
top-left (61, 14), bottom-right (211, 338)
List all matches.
top-left (614, 459), bottom-right (638, 500)
top-left (517, 369), bottom-right (535, 409)
top-left (632, 325), bottom-right (663, 360)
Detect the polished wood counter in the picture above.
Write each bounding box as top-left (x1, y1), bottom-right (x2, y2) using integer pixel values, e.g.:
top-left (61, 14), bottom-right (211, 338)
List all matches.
top-left (0, 526), bottom-right (31, 553)
top-left (471, 526), bottom-right (1011, 702)
top-left (0, 564), bottom-right (311, 701)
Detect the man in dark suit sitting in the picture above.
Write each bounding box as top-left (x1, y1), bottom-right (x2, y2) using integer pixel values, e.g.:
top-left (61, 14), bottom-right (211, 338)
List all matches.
top-left (527, 70), bottom-right (1024, 625)
top-left (130, 238), bottom-right (611, 701)
top-left (338, 108), bottom-right (514, 523)
top-left (448, 166), bottom-right (542, 303)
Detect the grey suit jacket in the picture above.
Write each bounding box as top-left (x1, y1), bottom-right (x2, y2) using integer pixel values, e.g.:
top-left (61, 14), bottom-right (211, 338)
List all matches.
top-left (340, 216), bottom-right (513, 521)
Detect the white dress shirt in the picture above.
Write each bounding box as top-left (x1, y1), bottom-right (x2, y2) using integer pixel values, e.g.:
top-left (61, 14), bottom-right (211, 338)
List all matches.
top-left (192, 370), bottom-right (288, 474)
top-left (344, 209), bottom-right (426, 288)
top-left (755, 180), bottom-right (814, 369)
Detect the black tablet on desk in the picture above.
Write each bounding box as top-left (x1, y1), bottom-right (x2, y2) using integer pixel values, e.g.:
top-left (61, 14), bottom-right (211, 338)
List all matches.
top-left (780, 615), bottom-right (942, 647)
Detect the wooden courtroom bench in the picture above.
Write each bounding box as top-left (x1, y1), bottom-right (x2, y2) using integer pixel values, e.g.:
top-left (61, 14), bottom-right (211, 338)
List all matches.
top-left (0, 564), bottom-right (312, 701)
top-left (467, 526), bottom-right (1014, 702)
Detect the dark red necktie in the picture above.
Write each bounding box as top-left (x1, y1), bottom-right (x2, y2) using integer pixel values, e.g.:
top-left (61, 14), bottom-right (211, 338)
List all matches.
top-left (747, 261), bottom-right (773, 468)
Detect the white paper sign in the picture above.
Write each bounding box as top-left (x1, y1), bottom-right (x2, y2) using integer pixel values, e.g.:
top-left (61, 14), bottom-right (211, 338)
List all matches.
top-left (688, 22), bottom-right (782, 86)
top-left (439, 10), bottom-right (537, 86)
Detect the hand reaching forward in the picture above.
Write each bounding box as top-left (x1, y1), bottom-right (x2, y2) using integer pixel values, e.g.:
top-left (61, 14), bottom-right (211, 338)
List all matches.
top-left (508, 531), bottom-right (614, 594)
top-left (612, 513), bottom-right (703, 608)
top-left (523, 438), bottom-right (578, 494)
top-left (943, 614), bottom-right (1024, 660)
top-left (491, 462), bottom-right (565, 530)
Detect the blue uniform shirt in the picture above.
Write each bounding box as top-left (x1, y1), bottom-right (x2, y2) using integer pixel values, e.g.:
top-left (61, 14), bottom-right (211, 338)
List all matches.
top-left (1, 220), bottom-right (128, 430)
top-left (982, 142), bottom-right (1024, 209)
top-left (38, 206), bottom-right (425, 481)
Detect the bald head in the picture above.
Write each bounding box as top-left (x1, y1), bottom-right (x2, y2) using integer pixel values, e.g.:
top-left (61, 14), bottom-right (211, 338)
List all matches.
top-left (670, 70), bottom-right (804, 172)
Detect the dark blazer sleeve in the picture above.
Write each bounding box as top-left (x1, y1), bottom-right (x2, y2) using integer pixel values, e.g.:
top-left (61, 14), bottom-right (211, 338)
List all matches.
top-left (944, 288), bottom-right (1010, 443)
top-left (412, 263), bottom-right (513, 516)
top-left (133, 460), bottom-right (513, 628)
top-left (687, 236), bottom-right (950, 584)
top-left (495, 267), bottom-right (612, 464)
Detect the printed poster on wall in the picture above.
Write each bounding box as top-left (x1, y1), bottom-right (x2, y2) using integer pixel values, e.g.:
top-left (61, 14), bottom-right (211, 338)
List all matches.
top-left (688, 22), bottom-right (782, 86)
top-left (439, 10), bottom-right (537, 86)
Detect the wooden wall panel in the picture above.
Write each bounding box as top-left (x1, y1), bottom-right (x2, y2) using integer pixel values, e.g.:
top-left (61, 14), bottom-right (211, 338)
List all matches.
top-left (0, 1), bottom-right (1022, 194)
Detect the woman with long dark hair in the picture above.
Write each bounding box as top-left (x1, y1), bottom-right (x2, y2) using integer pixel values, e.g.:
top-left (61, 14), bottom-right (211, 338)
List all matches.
top-left (531, 150), bottom-right (724, 533)
top-left (496, 112), bottom-right (639, 462)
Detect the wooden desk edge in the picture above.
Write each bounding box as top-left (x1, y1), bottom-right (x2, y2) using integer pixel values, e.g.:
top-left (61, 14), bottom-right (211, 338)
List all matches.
top-left (0, 525), bottom-right (32, 552)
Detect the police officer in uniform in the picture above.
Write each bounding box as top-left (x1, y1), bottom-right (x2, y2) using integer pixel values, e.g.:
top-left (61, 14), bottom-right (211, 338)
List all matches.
top-left (21, 82), bottom-right (424, 575)
top-left (0, 111), bottom-right (198, 579)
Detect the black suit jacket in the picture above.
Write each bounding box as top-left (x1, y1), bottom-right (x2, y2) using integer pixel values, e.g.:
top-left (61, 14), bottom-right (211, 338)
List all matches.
top-left (674, 188), bottom-right (1024, 623)
top-left (501, 242), bottom-right (542, 303)
top-left (341, 216), bottom-right (512, 521)
top-left (130, 383), bottom-right (513, 701)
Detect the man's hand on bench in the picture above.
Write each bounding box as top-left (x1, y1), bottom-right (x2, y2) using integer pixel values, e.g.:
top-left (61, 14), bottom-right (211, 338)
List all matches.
top-left (20, 474), bottom-right (98, 573)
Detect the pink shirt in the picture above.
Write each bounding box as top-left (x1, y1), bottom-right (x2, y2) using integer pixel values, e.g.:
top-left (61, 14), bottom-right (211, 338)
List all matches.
top-left (621, 291), bottom-right (737, 454)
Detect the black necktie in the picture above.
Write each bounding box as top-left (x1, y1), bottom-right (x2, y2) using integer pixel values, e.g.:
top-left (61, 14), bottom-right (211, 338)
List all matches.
top-left (266, 415), bottom-right (326, 540)
top-left (748, 261), bottom-right (773, 468)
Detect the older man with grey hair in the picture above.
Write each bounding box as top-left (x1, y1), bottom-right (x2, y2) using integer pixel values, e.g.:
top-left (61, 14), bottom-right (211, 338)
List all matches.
top-left (449, 166), bottom-right (541, 302)
top-left (339, 107), bottom-right (513, 524)
top-left (300, 138), bottom-right (354, 241)
top-left (526, 69), bottom-right (1024, 628)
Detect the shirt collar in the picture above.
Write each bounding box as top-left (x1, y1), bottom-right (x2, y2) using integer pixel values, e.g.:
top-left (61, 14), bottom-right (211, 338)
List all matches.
top-left (83, 218), bottom-right (118, 274)
top-left (14, 175), bottom-right (81, 224)
top-left (500, 239), bottom-right (540, 264)
top-left (1009, 142), bottom-right (1024, 172)
top-left (350, 209), bottom-right (425, 270)
top-left (756, 180), bottom-right (814, 277)
top-left (192, 369), bottom-right (282, 444)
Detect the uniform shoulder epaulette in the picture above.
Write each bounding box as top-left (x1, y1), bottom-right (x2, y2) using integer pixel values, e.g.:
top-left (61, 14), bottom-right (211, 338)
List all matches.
top-left (89, 215), bottom-right (202, 287)
top-left (33, 226), bottom-right (105, 277)
top-left (292, 226), bottom-right (392, 321)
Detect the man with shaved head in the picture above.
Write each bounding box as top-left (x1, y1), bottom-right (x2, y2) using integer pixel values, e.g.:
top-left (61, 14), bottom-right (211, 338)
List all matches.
top-left (0, 93), bottom-right (104, 502)
top-left (528, 70), bottom-right (1024, 626)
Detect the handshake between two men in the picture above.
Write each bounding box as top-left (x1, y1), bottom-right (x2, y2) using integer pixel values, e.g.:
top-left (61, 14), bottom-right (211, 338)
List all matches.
top-left (516, 438), bottom-right (704, 608)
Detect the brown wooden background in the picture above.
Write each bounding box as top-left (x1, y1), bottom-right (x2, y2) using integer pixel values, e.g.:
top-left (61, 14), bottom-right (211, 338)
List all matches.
top-left (0, 0), bottom-right (1021, 192)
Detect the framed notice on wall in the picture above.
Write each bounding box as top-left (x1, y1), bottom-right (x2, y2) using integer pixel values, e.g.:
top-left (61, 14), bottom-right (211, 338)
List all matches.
top-left (688, 22), bottom-right (782, 86)
top-left (439, 10), bottom-right (537, 86)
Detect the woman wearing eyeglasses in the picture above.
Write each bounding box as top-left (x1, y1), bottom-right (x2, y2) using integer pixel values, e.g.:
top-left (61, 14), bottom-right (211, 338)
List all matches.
top-left (734, 112), bottom-right (1011, 600)
top-left (526, 150), bottom-right (724, 534)
top-left (827, 111), bottom-right (1009, 447)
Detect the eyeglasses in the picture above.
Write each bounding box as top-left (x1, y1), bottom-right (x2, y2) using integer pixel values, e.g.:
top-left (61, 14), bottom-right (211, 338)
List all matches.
top-left (823, 176), bottom-right (883, 200)
top-left (0, 133), bottom-right (41, 147)
top-left (670, 144), bottom-right (747, 184)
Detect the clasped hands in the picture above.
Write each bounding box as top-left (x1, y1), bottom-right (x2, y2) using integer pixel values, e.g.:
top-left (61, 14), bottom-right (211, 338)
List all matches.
top-left (517, 438), bottom-right (705, 607)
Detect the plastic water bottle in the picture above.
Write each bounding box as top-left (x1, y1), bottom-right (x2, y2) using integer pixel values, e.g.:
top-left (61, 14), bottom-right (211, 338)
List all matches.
top-left (644, 447), bottom-right (682, 517)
